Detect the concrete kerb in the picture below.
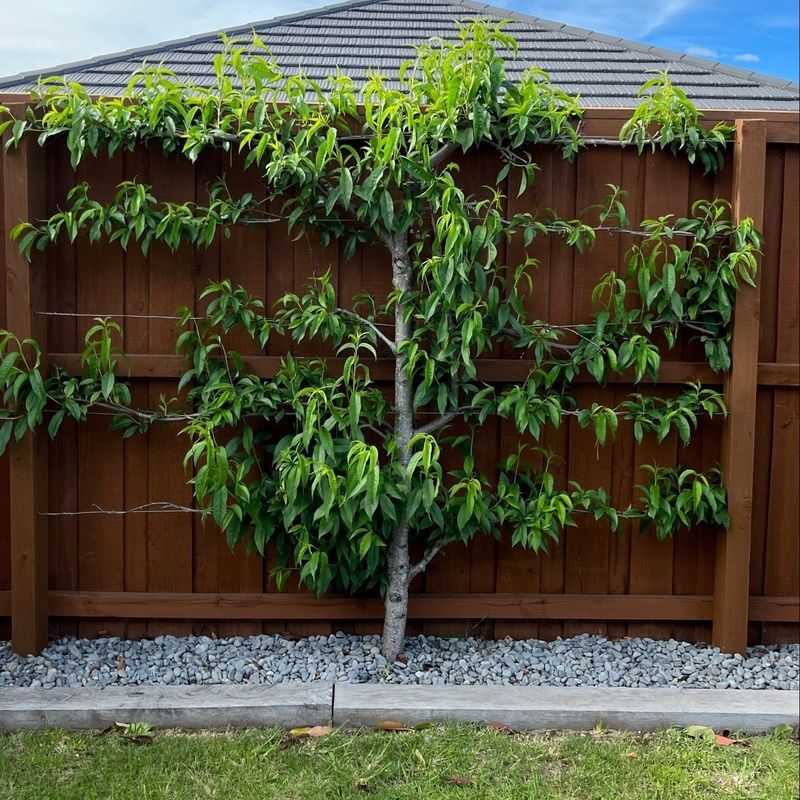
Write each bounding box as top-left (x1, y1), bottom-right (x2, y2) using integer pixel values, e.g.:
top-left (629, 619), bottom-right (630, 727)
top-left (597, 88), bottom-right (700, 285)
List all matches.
top-left (0, 683), bottom-right (334, 730)
top-left (333, 685), bottom-right (800, 733)
top-left (0, 683), bottom-right (797, 733)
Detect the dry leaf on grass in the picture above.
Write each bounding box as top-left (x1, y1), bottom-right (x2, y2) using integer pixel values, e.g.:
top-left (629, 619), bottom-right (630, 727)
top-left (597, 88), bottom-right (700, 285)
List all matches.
top-left (288, 725), bottom-right (333, 738)
top-left (487, 722), bottom-right (515, 734)
top-left (375, 720), bottom-right (411, 732)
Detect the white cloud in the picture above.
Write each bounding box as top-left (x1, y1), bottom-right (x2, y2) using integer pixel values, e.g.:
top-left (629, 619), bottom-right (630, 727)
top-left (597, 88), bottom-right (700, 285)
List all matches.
top-left (757, 12), bottom-right (800, 30)
top-left (686, 46), bottom-right (718, 58)
top-left (637, 0), bottom-right (695, 35)
top-left (734, 52), bottom-right (761, 63)
top-left (0, 1), bottom-right (313, 77)
top-left (508, 0), bottom-right (695, 39)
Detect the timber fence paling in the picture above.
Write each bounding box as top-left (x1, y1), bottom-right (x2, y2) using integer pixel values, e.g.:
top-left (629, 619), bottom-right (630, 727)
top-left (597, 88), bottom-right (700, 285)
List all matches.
top-left (0, 114), bottom-right (798, 649)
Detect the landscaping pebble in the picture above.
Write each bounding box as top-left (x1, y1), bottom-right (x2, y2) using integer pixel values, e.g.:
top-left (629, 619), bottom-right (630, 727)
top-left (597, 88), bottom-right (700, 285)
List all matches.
top-left (0, 634), bottom-right (796, 690)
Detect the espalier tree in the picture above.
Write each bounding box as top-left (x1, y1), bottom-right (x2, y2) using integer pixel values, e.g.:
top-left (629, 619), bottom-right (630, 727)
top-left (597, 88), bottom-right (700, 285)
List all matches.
top-left (0, 22), bottom-right (758, 659)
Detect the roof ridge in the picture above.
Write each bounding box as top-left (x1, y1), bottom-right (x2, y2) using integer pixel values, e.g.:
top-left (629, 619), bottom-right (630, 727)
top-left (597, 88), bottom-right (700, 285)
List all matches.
top-left (459, 0), bottom-right (799, 93)
top-left (0, 0), bottom-right (389, 90)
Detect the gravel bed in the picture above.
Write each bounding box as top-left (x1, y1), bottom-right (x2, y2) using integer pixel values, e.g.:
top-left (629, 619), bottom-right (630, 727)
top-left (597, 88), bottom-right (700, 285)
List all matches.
top-left (0, 634), bottom-right (797, 690)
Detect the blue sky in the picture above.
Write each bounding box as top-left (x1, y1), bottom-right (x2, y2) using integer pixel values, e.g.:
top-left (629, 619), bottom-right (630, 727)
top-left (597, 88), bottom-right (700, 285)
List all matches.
top-left (506, 0), bottom-right (799, 80)
top-left (0, 0), bottom-right (797, 82)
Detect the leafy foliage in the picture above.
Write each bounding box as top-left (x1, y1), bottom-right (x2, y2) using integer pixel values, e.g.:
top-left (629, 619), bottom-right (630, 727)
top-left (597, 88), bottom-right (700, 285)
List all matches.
top-left (11, 180), bottom-right (271, 259)
top-left (0, 319), bottom-right (131, 451)
top-left (619, 72), bottom-right (735, 174)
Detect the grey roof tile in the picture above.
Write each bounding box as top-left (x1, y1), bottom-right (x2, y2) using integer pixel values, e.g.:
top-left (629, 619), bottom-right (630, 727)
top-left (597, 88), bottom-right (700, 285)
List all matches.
top-left (0, 0), bottom-right (797, 109)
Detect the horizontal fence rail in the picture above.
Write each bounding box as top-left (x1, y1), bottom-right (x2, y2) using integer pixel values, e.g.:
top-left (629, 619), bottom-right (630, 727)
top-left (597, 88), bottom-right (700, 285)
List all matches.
top-left (0, 591), bottom-right (797, 623)
top-left (46, 354), bottom-right (800, 386)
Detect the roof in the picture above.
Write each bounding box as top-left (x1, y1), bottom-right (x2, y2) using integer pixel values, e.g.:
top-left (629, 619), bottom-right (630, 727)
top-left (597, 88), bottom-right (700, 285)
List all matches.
top-left (0, 0), bottom-right (798, 109)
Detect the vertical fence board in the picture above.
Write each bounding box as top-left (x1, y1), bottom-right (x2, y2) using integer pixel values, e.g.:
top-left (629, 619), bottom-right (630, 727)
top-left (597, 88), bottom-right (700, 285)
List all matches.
top-left (0, 146), bottom-right (10, 640)
top-left (493, 147), bottom-right (552, 641)
top-left (606, 384), bottom-right (635, 640)
top-left (713, 119), bottom-right (767, 653)
top-left (3, 127), bottom-right (48, 654)
top-left (626, 152), bottom-right (689, 639)
top-left (762, 145), bottom-right (800, 644)
top-left (145, 150), bottom-right (195, 636)
top-left (45, 146), bottom-right (78, 638)
top-left (562, 148), bottom-right (622, 638)
top-left (606, 148), bottom-right (646, 639)
top-left (118, 149), bottom-right (152, 640)
top-left (564, 389), bottom-right (613, 638)
top-left (218, 157), bottom-right (266, 637)
top-left (75, 155), bottom-right (126, 638)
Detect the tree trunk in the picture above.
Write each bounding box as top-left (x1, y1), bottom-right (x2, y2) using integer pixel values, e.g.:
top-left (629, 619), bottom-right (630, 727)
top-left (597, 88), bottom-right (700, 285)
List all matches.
top-left (382, 522), bottom-right (411, 661)
top-left (381, 232), bottom-right (414, 661)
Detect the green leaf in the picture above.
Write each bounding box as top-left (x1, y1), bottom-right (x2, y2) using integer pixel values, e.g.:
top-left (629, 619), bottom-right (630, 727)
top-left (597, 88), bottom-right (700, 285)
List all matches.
top-left (340, 167), bottom-right (353, 208)
top-left (380, 190), bottom-right (394, 230)
top-left (683, 725), bottom-right (715, 742)
top-left (48, 409), bottom-right (66, 439)
top-left (0, 421), bottom-right (12, 455)
top-left (101, 371), bottom-right (115, 399)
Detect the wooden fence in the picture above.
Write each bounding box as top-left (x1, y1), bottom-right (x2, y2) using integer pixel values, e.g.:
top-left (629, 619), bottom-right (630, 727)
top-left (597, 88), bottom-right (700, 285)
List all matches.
top-left (0, 107), bottom-right (798, 654)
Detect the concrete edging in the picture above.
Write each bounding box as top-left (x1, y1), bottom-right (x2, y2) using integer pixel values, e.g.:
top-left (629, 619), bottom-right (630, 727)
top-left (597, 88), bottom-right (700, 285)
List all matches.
top-left (334, 685), bottom-right (799, 732)
top-left (0, 683), bottom-right (333, 730)
top-left (0, 683), bottom-right (797, 733)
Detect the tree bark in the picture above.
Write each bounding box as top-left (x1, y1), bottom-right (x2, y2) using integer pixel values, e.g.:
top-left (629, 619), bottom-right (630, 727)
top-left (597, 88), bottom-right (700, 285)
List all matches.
top-left (381, 231), bottom-right (414, 661)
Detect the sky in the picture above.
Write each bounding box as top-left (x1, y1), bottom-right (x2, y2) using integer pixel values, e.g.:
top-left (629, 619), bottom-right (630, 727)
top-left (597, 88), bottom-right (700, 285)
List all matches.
top-left (0, 0), bottom-right (797, 82)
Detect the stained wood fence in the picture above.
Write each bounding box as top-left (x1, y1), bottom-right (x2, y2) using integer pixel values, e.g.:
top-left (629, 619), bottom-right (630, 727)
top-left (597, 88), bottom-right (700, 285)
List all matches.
top-left (0, 107), bottom-right (798, 654)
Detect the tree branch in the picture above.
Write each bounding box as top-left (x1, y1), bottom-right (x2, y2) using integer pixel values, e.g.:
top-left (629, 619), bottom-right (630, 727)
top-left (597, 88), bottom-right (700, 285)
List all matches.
top-left (413, 409), bottom-right (463, 436)
top-left (429, 141), bottom-right (459, 169)
top-left (407, 538), bottom-right (449, 583)
top-left (336, 307), bottom-right (396, 352)
top-left (91, 401), bottom-right (197, 422)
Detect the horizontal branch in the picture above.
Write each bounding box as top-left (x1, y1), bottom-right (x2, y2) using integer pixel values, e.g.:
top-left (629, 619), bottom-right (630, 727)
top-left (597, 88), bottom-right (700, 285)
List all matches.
top-left (335, 307), bottom-right (396, 351)
top-left (35, 309), bottom-right (204, 321)
top-left (413, 409), bottom-right (465, 436)
top-left (38, 502), bottom-right (200, 516)
top-left (33, 308), bottom-right (396, 328)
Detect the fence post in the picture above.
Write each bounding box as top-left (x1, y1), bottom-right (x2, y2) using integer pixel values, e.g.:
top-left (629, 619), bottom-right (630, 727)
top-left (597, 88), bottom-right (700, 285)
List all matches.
top-left (712, 119), bottom-right (767, 654)
top-left (3, 114), bottom-right (49, 655)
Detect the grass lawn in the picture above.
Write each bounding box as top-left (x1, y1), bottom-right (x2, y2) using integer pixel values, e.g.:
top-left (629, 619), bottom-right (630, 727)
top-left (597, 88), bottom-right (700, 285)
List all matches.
top-left (0, 724), bottom-right (797, 800)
